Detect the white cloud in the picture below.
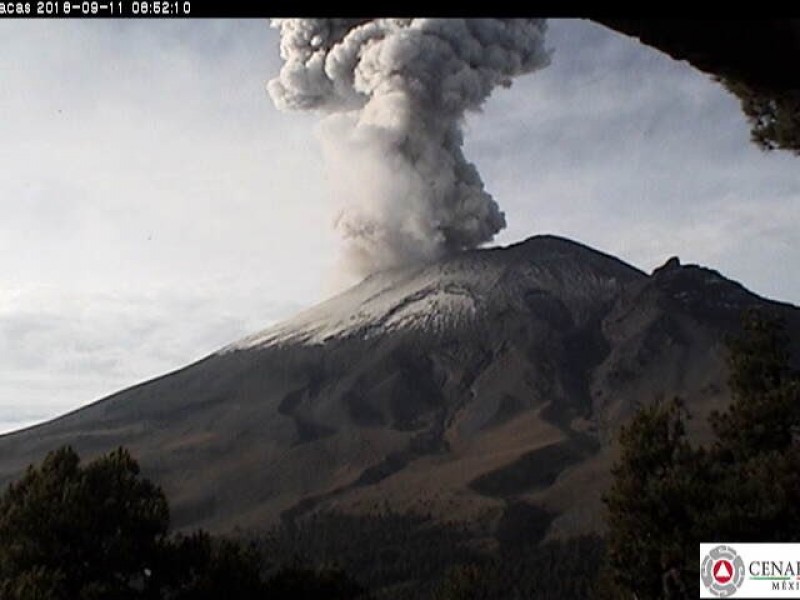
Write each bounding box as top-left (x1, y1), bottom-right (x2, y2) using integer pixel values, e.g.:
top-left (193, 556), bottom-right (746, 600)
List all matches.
top-left (0, 284), bottom-right (303, 432)
top-left (0, 19), bottom-right (797, 433)
top-left (467, 19), bottom-right (800, 301)
top-left (0, 20), bottom-right (337, 432)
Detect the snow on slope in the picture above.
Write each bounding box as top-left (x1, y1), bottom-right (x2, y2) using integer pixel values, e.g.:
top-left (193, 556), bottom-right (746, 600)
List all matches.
top-left (222, 236), bottom-right (646, 351)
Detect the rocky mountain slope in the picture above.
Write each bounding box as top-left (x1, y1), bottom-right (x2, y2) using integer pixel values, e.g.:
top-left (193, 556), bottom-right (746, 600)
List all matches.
top-left (1, 235), bottom-right (797, 540)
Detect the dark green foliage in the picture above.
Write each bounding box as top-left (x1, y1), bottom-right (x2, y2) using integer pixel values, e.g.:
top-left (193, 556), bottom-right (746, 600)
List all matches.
top-left (433, 564), bottom-right (484, 600)
top-left (489, 535), bottom-right (605, 600)
top-left (254, 511), bottom-right (604, 599)
top-left (713, 310), bottom-right (799, 458)
top-left (0, 446), bottom-right (169, 599)
top-left (720, 78), bottom-right (800, 156)
top-left (702, 312), bottom-right (800, 545)
top-left (433, 536), bottom-right (606, 600)
top-left (160, 533), bottom-right (365, 599)
top-left (265, 563), bottom-right (366, 599)
top-left (0, 446), bottom-right (606, 599)
top-left (156, 531), bottom-right (267, 599)
top-left (254, 511), bottom-right (480, 599)
top-left (603, 399), bottom-right (702, 599)
top-left (0, 446), bottom-right (367, 599)
top-left (604, 310), bottom-right (800, 599)
top-left (0, 565), bottom-right (64, 600)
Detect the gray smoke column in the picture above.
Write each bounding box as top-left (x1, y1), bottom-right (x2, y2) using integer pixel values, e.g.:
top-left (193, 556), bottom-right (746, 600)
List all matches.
top-left (269, 18), bottom-right (550, 275)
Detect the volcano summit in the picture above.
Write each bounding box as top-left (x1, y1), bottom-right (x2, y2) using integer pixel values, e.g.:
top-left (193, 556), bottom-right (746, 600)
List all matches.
top-left (0, 235), bottom-right (797, 540)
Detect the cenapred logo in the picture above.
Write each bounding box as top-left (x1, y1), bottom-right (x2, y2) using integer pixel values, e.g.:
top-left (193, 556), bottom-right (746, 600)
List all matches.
top-left (701, 543), bottom-right (800, 598)
top-left (701, 545), bottom-right (746, 597)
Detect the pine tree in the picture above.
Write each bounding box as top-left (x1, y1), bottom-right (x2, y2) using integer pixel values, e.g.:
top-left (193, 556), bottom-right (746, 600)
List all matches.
top-left (604, 310), bottom-right (799, 599)
top-left (0, 446), bottom-right (368, 599)
top-left (603, 399), bottom-right (703, 599)
top-left (703, 311), bottom-right (800, 543)
top-left (0, 446), bottom-right (169, 599)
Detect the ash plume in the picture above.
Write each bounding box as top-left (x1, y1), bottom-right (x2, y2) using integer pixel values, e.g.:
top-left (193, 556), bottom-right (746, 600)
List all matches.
top-left (269, 19), bottom-right (550, 275)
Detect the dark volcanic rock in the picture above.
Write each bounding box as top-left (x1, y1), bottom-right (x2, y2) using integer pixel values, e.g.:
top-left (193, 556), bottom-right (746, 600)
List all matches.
top-left (0, 235), bottom-right (797, 539)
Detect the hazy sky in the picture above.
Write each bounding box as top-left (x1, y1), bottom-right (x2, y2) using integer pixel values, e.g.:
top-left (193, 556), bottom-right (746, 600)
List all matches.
top-left (0, 19), bottom-right (797, 433)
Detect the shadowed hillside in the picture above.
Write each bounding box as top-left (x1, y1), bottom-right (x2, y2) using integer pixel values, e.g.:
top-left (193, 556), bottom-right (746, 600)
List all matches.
top-left (0, 235), bottom-right (797, 542)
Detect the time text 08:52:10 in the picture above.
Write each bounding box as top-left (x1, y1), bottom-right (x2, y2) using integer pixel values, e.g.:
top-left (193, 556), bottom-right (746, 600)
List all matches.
top-left (0, 0), bottom-right (191, 16)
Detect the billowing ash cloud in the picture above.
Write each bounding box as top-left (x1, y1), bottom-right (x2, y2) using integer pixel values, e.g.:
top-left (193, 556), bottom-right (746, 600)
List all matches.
top-left (269, 18), bottom-right (550, 275)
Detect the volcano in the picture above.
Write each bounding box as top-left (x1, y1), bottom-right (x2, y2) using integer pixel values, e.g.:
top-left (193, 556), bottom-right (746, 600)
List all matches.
top-left (1, 235), bottom-right (797, 539)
